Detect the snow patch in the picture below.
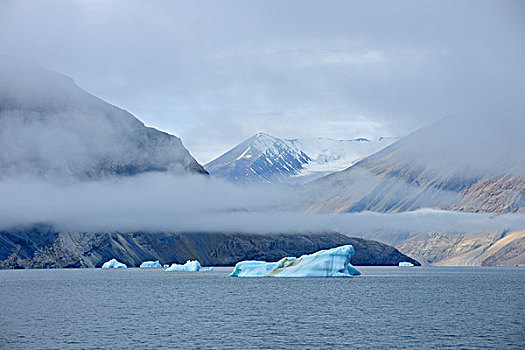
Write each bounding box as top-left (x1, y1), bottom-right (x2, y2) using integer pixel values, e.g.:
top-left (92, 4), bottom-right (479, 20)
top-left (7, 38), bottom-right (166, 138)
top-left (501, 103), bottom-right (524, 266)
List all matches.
top-left (236, 147), bottom-right (252, 160)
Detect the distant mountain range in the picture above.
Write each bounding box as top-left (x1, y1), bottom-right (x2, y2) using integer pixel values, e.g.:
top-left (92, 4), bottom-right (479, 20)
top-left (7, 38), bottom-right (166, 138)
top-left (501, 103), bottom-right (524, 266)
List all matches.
top-left (205, 132), bottom-right (397, 184)
top-left (0, 56), bottom-right (207, 180)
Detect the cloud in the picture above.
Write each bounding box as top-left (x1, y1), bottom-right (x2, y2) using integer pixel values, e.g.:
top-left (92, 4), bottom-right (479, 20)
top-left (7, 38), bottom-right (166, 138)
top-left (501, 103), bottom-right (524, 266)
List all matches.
top-left (1, 0), bottom-right (523, 162)
top-left (1, 175), bottom-right (523, 245)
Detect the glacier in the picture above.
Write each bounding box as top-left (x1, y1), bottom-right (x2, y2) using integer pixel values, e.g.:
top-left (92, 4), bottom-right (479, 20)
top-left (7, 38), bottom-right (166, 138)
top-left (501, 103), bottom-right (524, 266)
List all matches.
top-left (101, 258), bottom-right (127, 269)
top-left (140, 260), bottom-right (162, 268)
top-left (165, 260), bottom-right (201, 272)
top-left (229, 245), bottom-right (360, 277)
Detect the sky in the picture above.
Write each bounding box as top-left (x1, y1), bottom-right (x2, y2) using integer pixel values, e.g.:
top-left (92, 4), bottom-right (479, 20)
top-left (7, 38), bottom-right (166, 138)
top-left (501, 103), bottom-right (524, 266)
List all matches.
top-left (1, 0), bottom-right (524, 163)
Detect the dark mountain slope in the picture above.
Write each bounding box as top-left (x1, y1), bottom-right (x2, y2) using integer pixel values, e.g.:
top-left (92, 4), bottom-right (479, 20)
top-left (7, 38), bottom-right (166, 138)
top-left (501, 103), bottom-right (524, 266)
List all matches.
top-left (0, 225), bottom-right (419, 268)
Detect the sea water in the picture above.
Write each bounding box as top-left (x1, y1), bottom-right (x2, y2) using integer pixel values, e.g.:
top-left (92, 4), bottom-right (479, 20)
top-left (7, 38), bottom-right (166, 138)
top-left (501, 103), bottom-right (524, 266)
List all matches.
top-left (0, 267), bottom-right (523, 349)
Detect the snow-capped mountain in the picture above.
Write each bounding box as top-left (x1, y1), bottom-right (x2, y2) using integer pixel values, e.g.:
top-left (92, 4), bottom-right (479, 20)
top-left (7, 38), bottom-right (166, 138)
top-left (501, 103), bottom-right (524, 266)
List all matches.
top-left (205, 132), bottom-right (396, 184)
top-left (0, 56), bottom-right (207, 180)
top-left (204, 133), bottom-right (310, 184)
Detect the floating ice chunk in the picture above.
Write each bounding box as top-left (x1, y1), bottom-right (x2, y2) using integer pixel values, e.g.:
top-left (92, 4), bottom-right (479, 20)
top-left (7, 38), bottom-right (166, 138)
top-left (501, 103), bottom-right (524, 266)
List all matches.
top-left (200, 267), bottom-right (214, 272)
top-left (399, 262), bottom-right (414, 267)
top-left (140, 260), bottom-right (162, 268)
top-left (163, 264), bottom-right (169, 268)
top-left (101, 258), bottom-right (127, 269)
top-left (229, 245), bottom-right (360, 277)
top-left (166, 260), bottom-right (201, 272)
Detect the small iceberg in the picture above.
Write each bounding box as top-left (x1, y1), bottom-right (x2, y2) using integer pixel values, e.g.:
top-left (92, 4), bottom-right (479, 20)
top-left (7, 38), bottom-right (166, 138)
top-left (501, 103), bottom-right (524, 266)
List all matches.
top-left (399, 261), bottom-right (414, 267)
top-left (200, 267), bottom-right (214, 272)
top-left (166, 260), bottom-right (201, 272)
top-left (140, 260), bottom-right (162, 268)
top-left (101, 258), bottom-right (127, 269)
top-left (229, 245), bottom-right (361, 278)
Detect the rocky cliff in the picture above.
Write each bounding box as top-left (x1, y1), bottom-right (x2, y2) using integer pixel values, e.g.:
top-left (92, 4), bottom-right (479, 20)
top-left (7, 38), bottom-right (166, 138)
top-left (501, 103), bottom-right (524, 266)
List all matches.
top-left (0, 225), bottom-right (419, 268)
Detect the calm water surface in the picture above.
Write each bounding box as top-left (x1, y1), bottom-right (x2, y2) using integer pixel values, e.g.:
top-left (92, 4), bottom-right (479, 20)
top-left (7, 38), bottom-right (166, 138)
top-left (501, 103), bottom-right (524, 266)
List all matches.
top-left (0, 267), bottom-right (523, 349)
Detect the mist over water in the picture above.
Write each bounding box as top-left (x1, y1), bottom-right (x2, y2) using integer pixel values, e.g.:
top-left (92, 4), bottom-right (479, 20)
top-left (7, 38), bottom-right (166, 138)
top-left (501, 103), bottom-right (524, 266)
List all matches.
top-left (1, 174), bottom-right (523, 238)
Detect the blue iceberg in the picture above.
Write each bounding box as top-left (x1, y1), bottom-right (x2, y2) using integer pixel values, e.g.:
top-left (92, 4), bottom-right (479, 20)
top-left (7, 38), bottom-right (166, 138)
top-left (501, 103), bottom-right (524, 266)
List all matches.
top-left (165, 260), bottom-right (201, 272)
top-left (140, 260), bottom-right (162, 268)
top-left (101, 258), bottom-right (127, 269)
top-left (229, 245), bottom-right (360, 277)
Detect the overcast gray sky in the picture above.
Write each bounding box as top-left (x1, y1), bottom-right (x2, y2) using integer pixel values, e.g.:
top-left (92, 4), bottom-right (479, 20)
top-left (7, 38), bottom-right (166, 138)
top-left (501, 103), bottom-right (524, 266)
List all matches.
top-left (1, 0), bottom-right (524, 163)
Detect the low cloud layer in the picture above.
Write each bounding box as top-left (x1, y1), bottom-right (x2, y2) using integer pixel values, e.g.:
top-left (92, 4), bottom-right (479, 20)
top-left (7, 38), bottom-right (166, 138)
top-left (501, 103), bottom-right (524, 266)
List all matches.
top-left (1, 174), bottom-right (523, 244)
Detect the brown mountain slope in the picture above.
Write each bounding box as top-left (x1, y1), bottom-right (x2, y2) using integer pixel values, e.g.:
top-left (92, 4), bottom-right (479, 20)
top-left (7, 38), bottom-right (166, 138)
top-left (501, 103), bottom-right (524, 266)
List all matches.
top-left (396, 230), bottom-right (525, 266)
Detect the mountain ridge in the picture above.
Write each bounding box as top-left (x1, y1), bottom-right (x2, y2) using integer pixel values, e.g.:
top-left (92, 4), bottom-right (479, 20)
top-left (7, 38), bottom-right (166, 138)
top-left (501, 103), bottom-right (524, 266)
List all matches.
top-left (0, 224), bottom-right (420, 268)
top-left (0, 56), bottom-right (207, 180)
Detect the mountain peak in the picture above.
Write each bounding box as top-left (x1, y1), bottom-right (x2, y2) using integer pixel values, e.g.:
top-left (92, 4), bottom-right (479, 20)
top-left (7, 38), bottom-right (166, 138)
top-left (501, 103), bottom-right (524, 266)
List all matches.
top-left (253, 132), bottom-right (273, 138)
top-left (244, 132), bottom-right (289, 154)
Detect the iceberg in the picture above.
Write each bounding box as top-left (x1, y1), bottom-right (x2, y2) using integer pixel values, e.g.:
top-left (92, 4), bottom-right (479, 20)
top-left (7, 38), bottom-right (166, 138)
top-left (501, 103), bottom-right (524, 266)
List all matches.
top-left (101, 258), bottom-right (127, 269)
top-left (165, 260), bottom-right (201, 272)
top-left (229, 245), bottom-right (360, 277)
top-left (200, 267), bottom-right (214, 272)
top-left (399, 261), bottom-right (414, 267)
top-left (140, 260), bottom-right (162, 268)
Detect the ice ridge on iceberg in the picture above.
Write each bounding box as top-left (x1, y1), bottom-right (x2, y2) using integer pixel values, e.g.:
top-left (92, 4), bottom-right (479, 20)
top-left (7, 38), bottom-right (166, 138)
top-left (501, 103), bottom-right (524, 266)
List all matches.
top-left (101, 258), bottom-right (127, 269)
top-left (165, 260), bottom-right (201, 272)
top-left (140, 260), bottom-right (162, 268)
top-left (229, 245), bottom-right (360, 277)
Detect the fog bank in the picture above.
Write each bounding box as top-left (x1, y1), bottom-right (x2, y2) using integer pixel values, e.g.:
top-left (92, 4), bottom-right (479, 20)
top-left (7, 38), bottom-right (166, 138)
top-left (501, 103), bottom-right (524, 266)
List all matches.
top-left (1, 174), bottom-right (523, 239)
